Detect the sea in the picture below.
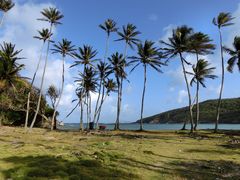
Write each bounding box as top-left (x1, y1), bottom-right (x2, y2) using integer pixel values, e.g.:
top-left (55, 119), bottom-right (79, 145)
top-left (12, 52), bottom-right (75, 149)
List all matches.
top-left (60, 123), bottom-right (240, 131)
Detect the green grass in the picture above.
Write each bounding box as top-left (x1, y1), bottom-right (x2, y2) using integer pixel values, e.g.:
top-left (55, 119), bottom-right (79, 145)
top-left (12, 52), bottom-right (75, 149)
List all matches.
top-left (0, 127), bottom-right (240, 179)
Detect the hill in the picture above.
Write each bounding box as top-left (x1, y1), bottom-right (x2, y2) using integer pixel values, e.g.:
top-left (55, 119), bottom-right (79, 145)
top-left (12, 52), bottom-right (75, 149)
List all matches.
top-left (136, 97), bottom-right (240, 124)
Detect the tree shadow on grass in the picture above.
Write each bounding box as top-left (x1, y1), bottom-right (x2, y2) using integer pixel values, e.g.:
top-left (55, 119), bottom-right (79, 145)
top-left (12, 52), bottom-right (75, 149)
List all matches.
top-left (2, 155), bottom-right (138, 180)
top-left (186, 148), bottom-right (240, 155)
top-left (96, 132), bottom-right (177, 141)
top-left (167, 160), bottom-right (240, 180)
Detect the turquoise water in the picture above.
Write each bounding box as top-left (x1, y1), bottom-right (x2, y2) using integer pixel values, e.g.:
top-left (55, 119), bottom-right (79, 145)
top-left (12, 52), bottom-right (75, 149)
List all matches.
top-left (60, 123), bottom-right (240, 130)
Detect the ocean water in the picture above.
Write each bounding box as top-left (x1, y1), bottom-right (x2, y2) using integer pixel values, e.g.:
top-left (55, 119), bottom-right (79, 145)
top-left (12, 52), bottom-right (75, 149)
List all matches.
top-left (60, 123), bottom-right (240, 131)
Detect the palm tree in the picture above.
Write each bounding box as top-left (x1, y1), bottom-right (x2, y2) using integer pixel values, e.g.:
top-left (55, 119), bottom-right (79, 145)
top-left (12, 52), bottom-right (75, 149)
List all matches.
top-left (93, 61), bottom-right (112, 125)
top-left (213, 12), bottom-right (234, 132)
top-left (0, 0), bottom-right (15, 27)
top-left (187, 59), bottom-right (217, 130)
top-left (224, 36), bottom-right (240, 73)
top-left (50, 39), bottom-right (75, 130)
top-left (99, 19), bottom-right (118, 62)
top-left (25, 28), bottom-right (52, 130)
top-left (75, 89), bottom-right (85, 131)
top-left (71, 45), bottom-right (98, 70)
top-left (115, 23), bottom-right (141, 129)
top-left (96, 78), bottom-right (117, 129)
top-left (0, 42), bottom-right (23, 89)
top-left (30, 7), bottom-right (63, 131)
top-left (75, 67), bottom-right (98, 129)
top-left (129, 40), bottom-right (165, 130)
top-left (108, 52), bottom-right (127, 130)
top-left (0, 42), bottom-right (23, 126)
top-left (95, 19), bottom-right (117, 128)
top-left (160, 25), bottom-right (195, 132)
top-left (188, 32), bottom-right (215, 130)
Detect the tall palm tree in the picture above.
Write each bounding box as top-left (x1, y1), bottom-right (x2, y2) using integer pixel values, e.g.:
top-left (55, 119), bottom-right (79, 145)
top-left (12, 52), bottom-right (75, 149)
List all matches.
top-left (0, 0), bottom-right (15, 27)
top-left (160, 25), bottom-right (195, 132)
top-left (93, 61), bottom-right (112, 125)
top-left (96, 78), bottom-right (117, 128)
top-left (25, 28), bottom-right (52, 130)
top-left (115, 23), bottom-right (141, 129)
top-left (187, 59), bottom-right (217, 130)
top-left (213, 12), bottom-right (234, 132)
top-left (95, 19), bottom-right (117, 128)
top-left (75, 67), bottom-right (98, 129)
top-left (99, 19), bottom-right (118, 62)
top-left (30, 7), bottom-right (63, 131)
top-left (224, 36), bottom-right (240, 73)
top-left (51, 39), bottom-right (75, 130)
top-left (129, 40), bottom-right (165, 130)
top-left (188, 32), bottom-right (215, 130)
top-left (108, 52), bottom-right (127, 130)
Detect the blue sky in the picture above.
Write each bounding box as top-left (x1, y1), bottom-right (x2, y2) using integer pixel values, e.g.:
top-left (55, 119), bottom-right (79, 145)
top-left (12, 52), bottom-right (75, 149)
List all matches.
top-left (1, 0), bottom-right (240, 123)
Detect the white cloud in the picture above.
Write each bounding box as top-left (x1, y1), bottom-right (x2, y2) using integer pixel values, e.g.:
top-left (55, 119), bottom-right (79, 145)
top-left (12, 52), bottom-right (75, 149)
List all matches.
top-left (177, 90), bottom-right (188, 104)
top-left (159, 24), bottom-right (176, 43)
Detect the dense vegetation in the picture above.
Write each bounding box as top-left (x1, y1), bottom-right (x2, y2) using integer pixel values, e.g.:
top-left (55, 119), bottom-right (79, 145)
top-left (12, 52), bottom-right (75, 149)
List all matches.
top-left (138, 97), bottom-right (240, 124)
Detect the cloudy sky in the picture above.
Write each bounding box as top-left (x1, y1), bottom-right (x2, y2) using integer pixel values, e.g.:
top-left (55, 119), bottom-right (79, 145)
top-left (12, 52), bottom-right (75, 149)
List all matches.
top-left (1, 0), bottom-right (239, 123)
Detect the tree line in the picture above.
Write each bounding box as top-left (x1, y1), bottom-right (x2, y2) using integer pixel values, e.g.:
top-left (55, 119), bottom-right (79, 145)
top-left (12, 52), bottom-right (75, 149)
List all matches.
top-left (0, 0), bottom-right (239, 133)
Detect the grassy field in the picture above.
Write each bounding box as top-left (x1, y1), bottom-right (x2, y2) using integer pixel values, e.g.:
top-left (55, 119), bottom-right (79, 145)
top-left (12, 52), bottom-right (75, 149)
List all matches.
top-left (0, 127), bottom-right (240, 180)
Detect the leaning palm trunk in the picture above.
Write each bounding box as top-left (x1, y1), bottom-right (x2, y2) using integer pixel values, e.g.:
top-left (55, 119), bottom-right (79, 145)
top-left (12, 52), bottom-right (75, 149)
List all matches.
top-left (180, 53), bottom-right (194, 132)
top-left (96, 85), bottom-right (107, 129)
top-left (94, 34), bottom-right (110, 126)
top-left (93, 79), bottom-right (102, 125)
top-left (29, 25), bottom-right (53, 131)
top-left (79, 99), bottom-right (84, 131)
top-left (51, 55), bottom-right (65, 130)
top-left (0, 13), bottom-right (5, 28)
top-left (140, 65), bottom-right (147, 131)
top-left (215, 29), bottom-right (224, 133)
top-left (194, 80), bottom-right (200, 130)
top-left (25, 42), bottom-right (45, 130)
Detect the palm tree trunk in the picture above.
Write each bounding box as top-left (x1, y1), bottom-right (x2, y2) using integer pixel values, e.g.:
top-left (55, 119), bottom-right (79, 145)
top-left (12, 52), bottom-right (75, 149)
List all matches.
top-left (0, 13), bottom-right (5, 28)
top-left (140, 65), bottom-right (147, 131)
top-left (51, 55), bottom-right (65, 130)
top-left (29, 24), bottom-right (53, 132)
top-left (25, 42), bottom-right (45, 131)
top-left (86, 94), bottom-right (89, 130)
top-left (215, 28), bottom-right (224, 133)
top-left (96, 81), bottom-right (106, 129)
top-left (104, 34), bottom-right (110, 62)
top-left (80, 99), bottom-right (83, 131)
top-left (114, 77), bottom-right (121, 130)
top-left (89, 94), bottom-right (92, 123)
top-left (179, 52), bottom-right (194, 133)
top-left (194, 80), bottom-right (199, 130)
top-left (93, 78), bottom-right (102, 125)
top-left (115, 43), bottom-right (128, 130)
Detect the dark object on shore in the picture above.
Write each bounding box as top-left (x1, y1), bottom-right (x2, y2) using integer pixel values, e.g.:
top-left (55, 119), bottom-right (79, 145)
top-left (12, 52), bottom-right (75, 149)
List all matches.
top-left (99, 125), bottom-right (106, 130)
top-left (89, 122), bottom-right (94, 130)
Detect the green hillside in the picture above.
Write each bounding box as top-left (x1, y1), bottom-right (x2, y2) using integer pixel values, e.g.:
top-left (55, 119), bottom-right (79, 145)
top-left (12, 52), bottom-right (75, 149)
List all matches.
top-left (137, 97), bottom-right (240, 124)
